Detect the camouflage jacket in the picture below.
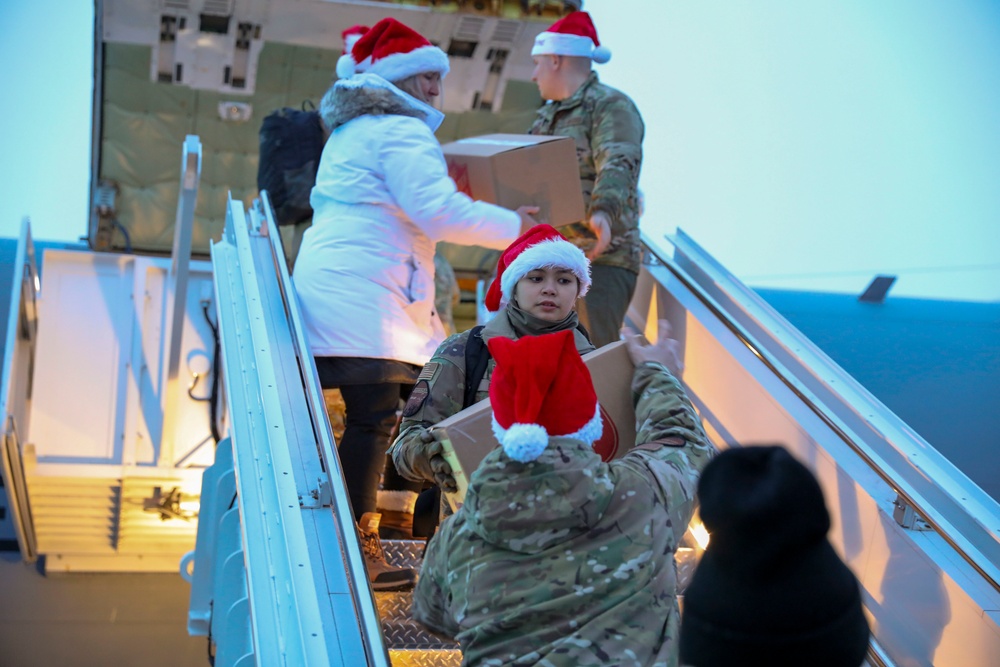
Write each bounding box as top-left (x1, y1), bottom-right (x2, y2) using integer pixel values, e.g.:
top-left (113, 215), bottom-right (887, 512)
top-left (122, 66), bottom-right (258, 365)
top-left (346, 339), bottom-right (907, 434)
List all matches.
top-left (412, 363), bottom-right (716, 667)
top-left (530, 72), bottom-right (645, 273)
top-left (390, 313), bottom-right (594, 483)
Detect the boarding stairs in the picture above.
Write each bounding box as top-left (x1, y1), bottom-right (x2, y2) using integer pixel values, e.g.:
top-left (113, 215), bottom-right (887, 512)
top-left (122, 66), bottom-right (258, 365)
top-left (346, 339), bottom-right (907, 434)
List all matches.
top-left (182, 193), bottom-right (1000, 666)
top-left (5, 183), bottom-right (998, 664)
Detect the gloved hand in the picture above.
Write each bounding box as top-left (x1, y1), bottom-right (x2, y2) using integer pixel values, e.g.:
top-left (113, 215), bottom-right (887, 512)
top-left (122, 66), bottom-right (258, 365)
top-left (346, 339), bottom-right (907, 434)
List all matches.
top-left (414, 429), bottom-right (458, 493)
top-left (623, 319), bottom-right (684, 378)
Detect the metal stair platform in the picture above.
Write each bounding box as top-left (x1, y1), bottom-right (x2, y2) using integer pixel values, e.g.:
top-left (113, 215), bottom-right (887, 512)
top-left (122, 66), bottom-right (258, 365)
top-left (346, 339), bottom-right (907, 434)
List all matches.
top-left (382, 539), bottom-right (462, 666)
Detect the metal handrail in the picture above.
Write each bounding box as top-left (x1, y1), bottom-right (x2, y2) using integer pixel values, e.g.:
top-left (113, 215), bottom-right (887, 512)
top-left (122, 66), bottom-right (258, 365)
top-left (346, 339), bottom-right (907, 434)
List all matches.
top-left (640, 229), bottom-right (1000, 595)
top-left (0, 218), bottom-right (40, 562)
top-left (253, 192), bottom-right (392, 666)
top-left (213, 200), bottom-right (320, 663)
top-left (866, 636), bottom-right (897, 667)
top-left (159, 135), bottom-right (202, 468)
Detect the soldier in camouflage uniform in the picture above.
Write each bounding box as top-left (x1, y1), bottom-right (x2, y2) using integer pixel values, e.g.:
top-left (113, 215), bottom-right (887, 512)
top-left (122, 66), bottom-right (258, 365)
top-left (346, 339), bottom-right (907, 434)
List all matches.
top-left (412, 322), bottom-right (715, 666)
top-left (529, 11), bottom-right (645, 347)
top-left (390, 224), bottom-right (595, 489)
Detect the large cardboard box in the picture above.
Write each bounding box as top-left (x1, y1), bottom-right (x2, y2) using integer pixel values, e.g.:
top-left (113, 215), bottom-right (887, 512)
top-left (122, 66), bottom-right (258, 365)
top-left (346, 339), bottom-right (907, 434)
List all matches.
top-left (434, 341), bottom-right (635, 508)
top-left (441, 134), bottom-right (585, 228)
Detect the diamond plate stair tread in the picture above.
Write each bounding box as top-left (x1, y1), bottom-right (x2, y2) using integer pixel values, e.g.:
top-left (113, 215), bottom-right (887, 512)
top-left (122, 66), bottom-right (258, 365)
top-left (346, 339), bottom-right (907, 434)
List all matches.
top-left (383, 539), bottom-right (427, 570)
top-left (388, 649), bottom-right (463, 667)
top-left (380, 539), bottom-right (461, 658)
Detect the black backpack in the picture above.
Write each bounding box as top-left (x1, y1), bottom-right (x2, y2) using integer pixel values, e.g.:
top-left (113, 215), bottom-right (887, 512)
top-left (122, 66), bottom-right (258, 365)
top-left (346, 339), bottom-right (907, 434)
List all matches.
top-left (257, 104), bottom-right (325, 226)
top-left (463, 326), bottom-right (491, 409)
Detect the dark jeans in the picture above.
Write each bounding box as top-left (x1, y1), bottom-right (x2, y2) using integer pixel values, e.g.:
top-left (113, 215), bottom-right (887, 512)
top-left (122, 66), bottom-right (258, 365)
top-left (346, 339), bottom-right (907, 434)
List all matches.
top-left (577, 264), bottom-right (639, 348)
top-left (314, 357), bottom-right (423, 520)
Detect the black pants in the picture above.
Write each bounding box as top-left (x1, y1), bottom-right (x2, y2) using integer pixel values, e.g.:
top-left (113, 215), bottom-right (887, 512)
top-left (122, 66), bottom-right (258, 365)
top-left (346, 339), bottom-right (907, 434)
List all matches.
top-left (315, 357), bottom-right (423, 520)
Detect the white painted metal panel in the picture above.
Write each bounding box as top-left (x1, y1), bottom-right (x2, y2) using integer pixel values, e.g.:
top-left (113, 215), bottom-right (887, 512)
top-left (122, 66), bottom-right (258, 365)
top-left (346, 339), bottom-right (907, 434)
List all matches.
top-left (18, 243), bottom-right (217, 570)
top-left (30, 250), bottom-right (133, 462)
top-left (128, 260), bottom-right (217, 468)
top-left (29, 250), bottom-right (218, 468)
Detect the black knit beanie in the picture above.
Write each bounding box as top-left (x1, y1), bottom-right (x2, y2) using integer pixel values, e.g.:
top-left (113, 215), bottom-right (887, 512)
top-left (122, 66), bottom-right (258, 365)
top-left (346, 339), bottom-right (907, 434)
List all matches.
top-left (679, 446), bottom-right (870, 667)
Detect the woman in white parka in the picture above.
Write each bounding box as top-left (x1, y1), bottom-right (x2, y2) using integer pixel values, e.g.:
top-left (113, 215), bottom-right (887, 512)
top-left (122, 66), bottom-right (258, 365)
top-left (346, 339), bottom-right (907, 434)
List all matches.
top-left (292, 18), bottom-right (537, 589)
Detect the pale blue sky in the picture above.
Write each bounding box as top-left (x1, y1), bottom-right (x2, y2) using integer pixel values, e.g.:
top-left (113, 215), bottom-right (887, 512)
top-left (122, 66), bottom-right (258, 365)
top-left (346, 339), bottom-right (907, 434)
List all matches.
top-left (0, 1), bottom-right (93, 245)
top-left (2, 1), bottom-right (999, 301)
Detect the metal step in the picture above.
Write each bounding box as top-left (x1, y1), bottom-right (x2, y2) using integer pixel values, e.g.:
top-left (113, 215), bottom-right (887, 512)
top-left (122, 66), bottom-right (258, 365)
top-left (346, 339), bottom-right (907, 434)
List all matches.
top-left (382, 539), bottom-right (462, 666)
top-left (388, 649), bottom-right (462, 667)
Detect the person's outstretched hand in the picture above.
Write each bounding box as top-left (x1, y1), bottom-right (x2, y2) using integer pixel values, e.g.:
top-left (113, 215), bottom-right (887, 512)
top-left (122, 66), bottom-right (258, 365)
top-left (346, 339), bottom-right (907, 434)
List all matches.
top-left (623, 319), bottom-right (684, 378)
top-left (516, 206), bottom-right (541, 234)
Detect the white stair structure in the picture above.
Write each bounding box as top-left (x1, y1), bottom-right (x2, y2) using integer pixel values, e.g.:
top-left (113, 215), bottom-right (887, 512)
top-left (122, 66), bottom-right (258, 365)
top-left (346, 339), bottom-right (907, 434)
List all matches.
top-left (2, 138), bottom-right (216, 572)
top-left (178, 193), bottom-right (1000, 666)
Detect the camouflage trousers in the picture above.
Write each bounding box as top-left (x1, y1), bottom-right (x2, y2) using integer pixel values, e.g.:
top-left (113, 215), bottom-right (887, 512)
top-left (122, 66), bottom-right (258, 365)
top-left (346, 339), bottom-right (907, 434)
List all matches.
top-left (577, 264), bottom-right (638, 348)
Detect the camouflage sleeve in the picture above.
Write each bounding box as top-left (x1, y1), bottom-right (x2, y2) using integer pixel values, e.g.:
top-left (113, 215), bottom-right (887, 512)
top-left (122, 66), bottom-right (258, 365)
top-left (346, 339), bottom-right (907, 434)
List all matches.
top-left (411, 526), bottom-right (459, 638)
top-left (624, 362), bottom-right (716, 542)
top-left (632, 362), bottom-right (707, 448)
top-left (389, 333), bottom-right (470, 482)
top-left (589, 93), bottom-right (644, 237)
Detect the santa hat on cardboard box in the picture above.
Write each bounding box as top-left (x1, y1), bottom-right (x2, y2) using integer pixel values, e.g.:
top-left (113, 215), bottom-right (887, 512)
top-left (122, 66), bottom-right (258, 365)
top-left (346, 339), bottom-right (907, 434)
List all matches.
top-left (531, 11), bottom-right (611, 64)
top-left (484, 224), bottom-right (591, 313)
top-left (336, 17), bottom-right (450, 81)
top-left (487, 329), bottom-right (603, 463)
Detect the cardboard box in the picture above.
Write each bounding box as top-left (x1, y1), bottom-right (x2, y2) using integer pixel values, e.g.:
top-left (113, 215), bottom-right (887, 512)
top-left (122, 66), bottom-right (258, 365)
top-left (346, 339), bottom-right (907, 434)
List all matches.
top-left (442, 133), bottom-right (585, 228)
top-left (433, 341), bottom-right (635, 508)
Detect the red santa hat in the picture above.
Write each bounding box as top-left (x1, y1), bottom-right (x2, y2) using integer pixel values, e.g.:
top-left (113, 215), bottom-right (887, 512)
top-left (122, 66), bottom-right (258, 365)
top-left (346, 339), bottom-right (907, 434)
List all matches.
top-left (336, 25), bottom-right (369, 79)
top-left (484, 224), bottom-right (591, 313)
top-left (531, 11), bottom-right (611, 64)
top-left (336, 17), bottom-right (450, 82)
top-left (488, 329), bottom-right (603, 463)
top-left (342, 25), bottom-right (368, 53)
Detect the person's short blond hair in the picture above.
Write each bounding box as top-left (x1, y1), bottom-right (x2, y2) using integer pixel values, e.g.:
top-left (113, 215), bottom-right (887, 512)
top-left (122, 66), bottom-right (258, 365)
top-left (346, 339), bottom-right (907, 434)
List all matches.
top-left (393, 74), bottom-right (432, 104)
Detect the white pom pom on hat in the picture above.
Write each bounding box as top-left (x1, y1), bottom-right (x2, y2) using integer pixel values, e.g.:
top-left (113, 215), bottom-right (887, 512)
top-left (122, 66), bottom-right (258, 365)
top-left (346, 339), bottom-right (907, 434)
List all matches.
top-left (336, 25), bottom-right (369, 79)
top-left (531, 11), bottom-right (612, 64)
top-left (495, 423), bottom-right (549, 464)
top-left (592, 44), bottom-right (612, 64)
top-left (488, 329), bottom-right (603, 463)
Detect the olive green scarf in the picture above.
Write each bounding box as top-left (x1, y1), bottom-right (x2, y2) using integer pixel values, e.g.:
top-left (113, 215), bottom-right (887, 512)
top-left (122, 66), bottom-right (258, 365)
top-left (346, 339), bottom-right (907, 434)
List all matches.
top-left (483, 300), bottom-right (595, 355)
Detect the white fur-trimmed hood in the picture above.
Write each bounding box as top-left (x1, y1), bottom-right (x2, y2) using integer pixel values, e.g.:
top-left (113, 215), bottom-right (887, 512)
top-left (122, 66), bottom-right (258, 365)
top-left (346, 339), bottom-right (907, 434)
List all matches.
top-left (319, 73), bottom-right (444, 132)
